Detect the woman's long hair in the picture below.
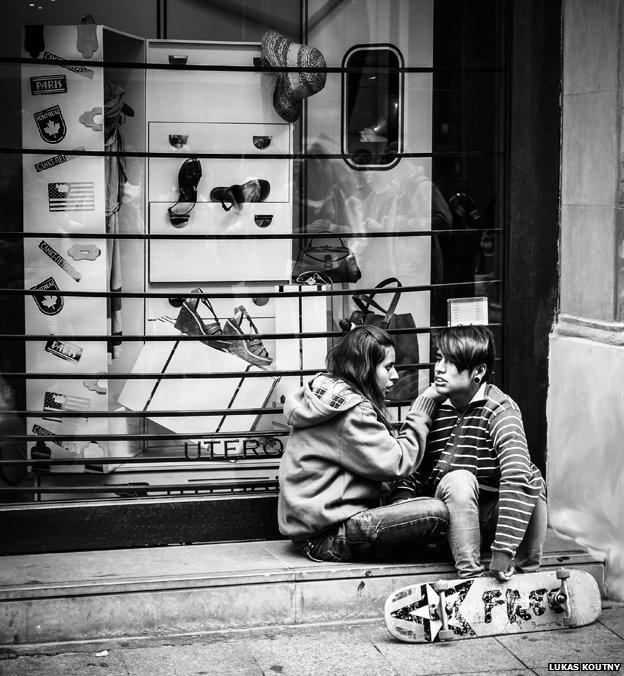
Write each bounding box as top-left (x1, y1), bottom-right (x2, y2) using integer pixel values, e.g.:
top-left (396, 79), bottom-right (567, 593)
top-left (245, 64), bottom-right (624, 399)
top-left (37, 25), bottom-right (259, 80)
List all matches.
top-left (325, 325), bottom-right (395, 429)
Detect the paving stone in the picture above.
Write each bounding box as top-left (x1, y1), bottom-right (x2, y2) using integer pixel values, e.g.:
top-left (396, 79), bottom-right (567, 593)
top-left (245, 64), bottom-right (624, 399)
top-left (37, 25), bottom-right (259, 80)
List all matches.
top-left (0, 650), bottom-right (127, 675)
top-left (367, 623), bottom-right (528, 676)
top-left (244, 625), bottom-right (397, 676)
top-left (599, 603), bottom-right (624, 639)
top-left (497, 623), bottom-right (624, 668)
top-left (120, 642), bottom-right (262, 676)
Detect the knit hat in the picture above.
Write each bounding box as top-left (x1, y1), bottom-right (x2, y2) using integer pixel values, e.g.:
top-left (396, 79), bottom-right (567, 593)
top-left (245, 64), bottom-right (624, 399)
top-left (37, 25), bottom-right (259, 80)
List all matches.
top-left (261, 30), bottom-right (327, 123)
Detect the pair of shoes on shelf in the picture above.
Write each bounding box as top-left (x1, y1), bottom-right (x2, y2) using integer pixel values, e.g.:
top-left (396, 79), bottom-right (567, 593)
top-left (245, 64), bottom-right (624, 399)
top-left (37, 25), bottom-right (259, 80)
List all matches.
top-left (174, 290), bottom-right (272, 368)
top-left (168, 160), bottom-right (271, 226)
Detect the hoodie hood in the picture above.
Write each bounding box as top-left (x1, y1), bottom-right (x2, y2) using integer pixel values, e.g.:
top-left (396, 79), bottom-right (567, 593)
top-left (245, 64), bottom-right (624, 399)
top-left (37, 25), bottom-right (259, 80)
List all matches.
top-left (284, 374), bottom-right (364, 428)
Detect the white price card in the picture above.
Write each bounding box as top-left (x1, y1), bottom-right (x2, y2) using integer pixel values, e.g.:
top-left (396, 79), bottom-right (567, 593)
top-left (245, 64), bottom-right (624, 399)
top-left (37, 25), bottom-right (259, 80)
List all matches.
top-left (447, 297), bottom-right (489, 327)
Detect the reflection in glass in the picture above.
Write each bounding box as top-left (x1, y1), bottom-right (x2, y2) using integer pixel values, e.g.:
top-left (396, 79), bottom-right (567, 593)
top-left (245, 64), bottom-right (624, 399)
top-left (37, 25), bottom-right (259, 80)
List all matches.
top-left (343, 45), bottom-right (403, 170)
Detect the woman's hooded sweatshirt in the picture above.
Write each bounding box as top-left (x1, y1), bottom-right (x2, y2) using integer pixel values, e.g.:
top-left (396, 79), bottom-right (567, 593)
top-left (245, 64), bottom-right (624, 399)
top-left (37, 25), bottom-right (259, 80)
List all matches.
top-left (278, 373), bottom-right (438, 539)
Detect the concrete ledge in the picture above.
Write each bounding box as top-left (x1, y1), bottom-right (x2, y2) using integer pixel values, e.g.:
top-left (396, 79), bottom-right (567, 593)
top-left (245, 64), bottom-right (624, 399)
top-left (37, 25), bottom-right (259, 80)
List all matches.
top-left (0, 531), bottom-right (605, 646)
top-left (553, 313), bottom-right (624, 345)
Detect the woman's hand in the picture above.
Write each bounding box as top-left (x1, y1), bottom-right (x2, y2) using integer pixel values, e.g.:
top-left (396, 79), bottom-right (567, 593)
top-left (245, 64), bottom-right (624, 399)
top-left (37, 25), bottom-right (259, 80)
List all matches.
top-left (420, 383), bottom-right (446, 403)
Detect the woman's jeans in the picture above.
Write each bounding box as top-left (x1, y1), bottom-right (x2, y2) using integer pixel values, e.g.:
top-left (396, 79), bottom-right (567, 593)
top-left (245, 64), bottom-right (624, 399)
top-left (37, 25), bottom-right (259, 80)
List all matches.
top-left (293, 497), bottom-right (449, 562)
top-left (435, 469), bottom-right (548, 578)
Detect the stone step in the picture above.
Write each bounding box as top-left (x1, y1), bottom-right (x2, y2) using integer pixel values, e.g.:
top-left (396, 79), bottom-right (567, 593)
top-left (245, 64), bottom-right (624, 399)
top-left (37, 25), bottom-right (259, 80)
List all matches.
top-left (0, 530), bottom-right (604, 646)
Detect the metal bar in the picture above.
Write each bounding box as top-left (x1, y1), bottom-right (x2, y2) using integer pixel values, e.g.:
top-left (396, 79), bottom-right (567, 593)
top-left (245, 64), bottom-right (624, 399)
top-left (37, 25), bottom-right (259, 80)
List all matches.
top-left (0, 481), bottom-right (280, 495)
top-left (7, 147), bottom-right (504, 161)
top-left (5, 427), bottom-right (398, 442)
top-left (0, 356), bottom-right (503, 380)
top-left (2, 279), bottom-right (500, 300)
top-left (13, 406), bottom-right (285, 417)
top-left (0, 54), bottom-right (504, 74)
top-left (0, 226), bottom-right (503, 239)
top-left (0, 457), bottom-right (281, 466)
top-left (0, 323), bottom-right (500, 342)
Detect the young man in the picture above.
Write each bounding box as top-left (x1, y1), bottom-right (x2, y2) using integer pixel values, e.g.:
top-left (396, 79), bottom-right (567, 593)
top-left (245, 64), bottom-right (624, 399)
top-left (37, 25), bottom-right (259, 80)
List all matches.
top-left (392, 325), bottom-right (547, 580)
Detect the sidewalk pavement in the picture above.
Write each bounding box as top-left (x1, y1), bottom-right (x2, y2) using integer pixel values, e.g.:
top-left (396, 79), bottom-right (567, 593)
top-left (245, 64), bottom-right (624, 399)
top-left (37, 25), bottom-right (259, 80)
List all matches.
top-left (1, 601), bottom-right (622, 676)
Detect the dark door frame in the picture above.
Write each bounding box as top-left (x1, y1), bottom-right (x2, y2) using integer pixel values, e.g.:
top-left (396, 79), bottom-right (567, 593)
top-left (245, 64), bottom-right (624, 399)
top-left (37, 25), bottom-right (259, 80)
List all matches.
top-left (504, 0), bottom-right (561, 476)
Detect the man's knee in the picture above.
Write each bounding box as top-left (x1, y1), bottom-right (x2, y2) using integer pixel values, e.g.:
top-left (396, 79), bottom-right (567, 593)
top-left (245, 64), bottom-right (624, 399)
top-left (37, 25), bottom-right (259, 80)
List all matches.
top-left (435, 470), bottom-right (479, 504)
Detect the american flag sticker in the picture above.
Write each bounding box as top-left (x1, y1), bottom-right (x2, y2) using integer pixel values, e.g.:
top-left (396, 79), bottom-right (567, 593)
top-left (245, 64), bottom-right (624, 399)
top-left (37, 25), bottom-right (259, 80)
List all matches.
top-left (43, 391), bottom-right (90, 424)
top-left (48, 181), bottom-right (95, 212)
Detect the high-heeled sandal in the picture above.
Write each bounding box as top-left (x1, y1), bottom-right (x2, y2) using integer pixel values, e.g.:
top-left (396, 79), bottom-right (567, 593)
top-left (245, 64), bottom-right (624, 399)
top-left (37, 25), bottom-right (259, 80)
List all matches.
top-left (223, 305), bottom-right (272, 367)
top-left (168, 158), bottom-right (202, 228)
top-left (210, 179), bottom-right (270, 213)
top-left (174, 289), bottom-right (230, 351)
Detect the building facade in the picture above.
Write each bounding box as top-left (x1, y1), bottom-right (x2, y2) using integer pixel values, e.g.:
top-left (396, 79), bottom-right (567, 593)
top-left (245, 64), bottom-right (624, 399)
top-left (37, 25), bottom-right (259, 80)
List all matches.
top-left (3, 0), bottom-right (620, 601)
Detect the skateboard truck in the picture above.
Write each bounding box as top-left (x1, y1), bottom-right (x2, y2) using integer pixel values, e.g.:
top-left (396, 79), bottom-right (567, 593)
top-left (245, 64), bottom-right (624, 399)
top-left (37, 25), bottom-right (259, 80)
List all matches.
top-left (433, 581), bottom-right (455, 641)
top-left (548, 568), bottom-right (577, 627)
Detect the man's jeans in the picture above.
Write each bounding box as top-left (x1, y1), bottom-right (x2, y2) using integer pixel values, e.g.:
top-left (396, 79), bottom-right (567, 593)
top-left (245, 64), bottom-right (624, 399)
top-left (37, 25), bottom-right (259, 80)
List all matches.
top-left (293, 497), bottom-right (449, 563)
top-left (435, 469), bottom-right (548, 578)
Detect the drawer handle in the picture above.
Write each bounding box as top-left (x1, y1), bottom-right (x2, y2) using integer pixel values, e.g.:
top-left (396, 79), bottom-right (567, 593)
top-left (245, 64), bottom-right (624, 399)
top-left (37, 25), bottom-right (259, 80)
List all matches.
top-left (169, 54), bottom-right (188, 66)
top-left (254, 214), bottom-right (273, 228)
top-left (169, 134), bottom-right (188, 148)
top-left (253, 136), bottom-right (272, 150)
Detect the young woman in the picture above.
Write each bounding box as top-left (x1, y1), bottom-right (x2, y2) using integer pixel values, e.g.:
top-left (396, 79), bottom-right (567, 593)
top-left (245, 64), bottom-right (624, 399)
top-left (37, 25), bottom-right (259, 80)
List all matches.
top-left (278, 325), bottom-right (448, 562)
top-left (392, 325), bottom-right (547, 581)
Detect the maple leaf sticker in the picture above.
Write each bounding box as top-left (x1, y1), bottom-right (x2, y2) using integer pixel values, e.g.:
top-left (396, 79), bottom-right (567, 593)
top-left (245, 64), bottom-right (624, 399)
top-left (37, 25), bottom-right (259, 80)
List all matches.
top-left (42, 295), bottom-right (57, 309)
top-left (44, 120), bottom-right (61, 137)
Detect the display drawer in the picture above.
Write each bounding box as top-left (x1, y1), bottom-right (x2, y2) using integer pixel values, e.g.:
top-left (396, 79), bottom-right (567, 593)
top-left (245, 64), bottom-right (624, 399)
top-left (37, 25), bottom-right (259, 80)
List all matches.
top-left (148, 122), bottom-right (290, 203)
top-left (146, 42), bottom-right (283, 124)
top-left (148, 202), bottom-right (292, 283)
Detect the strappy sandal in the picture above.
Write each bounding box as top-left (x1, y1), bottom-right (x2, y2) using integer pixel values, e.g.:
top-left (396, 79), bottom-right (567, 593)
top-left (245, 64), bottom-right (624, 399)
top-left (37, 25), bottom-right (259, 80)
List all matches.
top-left (168, 158), bottom-right (202, 228)
top-left (210, 179), bottom-right (270, 212)
top-left (223, 305), bottom-right (272, 367)
top-left (174, 288), bottom-right (229, 351)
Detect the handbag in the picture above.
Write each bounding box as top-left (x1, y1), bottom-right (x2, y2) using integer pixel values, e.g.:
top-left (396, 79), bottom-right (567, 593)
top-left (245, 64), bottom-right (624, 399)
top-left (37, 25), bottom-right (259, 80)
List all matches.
top-left (292, 234), bottom-right (361, 283)
top-left (341, 278), bottom-right (420, 402)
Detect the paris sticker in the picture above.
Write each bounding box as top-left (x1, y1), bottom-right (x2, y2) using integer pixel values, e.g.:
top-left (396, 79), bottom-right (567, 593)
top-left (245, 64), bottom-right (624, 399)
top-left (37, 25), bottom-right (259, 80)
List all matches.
top-left (33, 105), bottom-right (67, 144)
top-left (30, 74), bottom-right (68, 95)
top-left (30, 276), bottom-right (64, 315)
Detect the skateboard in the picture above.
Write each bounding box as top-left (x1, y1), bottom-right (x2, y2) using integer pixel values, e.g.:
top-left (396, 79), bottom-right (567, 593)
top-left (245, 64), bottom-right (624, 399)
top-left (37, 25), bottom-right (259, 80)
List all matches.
top-left (384, 568), bottom-right (601, 643)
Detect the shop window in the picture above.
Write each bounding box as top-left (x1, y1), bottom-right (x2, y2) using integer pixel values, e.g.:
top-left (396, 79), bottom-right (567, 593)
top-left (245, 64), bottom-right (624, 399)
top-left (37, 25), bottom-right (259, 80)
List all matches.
top-left (342, 44), bottom-right (403, 170)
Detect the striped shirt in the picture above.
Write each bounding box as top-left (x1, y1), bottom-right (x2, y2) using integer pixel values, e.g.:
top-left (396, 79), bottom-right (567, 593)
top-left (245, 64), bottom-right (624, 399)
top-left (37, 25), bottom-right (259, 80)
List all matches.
top-left (396, 383), bottom-right (544, 567)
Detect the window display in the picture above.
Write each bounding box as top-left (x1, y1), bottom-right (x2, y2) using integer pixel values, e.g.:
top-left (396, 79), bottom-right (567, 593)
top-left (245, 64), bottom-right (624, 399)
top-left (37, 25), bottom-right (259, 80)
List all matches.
top-left (0, 1), bottom-right (505, 540)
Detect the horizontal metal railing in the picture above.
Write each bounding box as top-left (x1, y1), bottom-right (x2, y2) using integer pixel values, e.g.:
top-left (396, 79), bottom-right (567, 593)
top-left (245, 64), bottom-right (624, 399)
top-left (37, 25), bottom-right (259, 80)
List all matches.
top-left (0, 50), bottom-right (507, 503)
top-left (0, 53), bottom-right (505, 74)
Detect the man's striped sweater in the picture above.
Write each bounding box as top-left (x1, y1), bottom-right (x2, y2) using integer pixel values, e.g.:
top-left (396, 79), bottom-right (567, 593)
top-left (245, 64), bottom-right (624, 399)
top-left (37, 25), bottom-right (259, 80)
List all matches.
top-left (396, 383), bottom-right (544, 572)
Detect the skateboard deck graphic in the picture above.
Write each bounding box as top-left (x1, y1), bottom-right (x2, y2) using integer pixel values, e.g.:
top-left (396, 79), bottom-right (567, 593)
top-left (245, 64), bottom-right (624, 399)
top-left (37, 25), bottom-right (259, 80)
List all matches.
top-left (384, 569), bottom-right (601, 643)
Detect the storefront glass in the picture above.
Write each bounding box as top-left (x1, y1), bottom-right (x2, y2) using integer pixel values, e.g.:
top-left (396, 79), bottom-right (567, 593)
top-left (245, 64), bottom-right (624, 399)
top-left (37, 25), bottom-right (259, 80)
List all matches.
top-left (0, 1), bottom-right (507, 538)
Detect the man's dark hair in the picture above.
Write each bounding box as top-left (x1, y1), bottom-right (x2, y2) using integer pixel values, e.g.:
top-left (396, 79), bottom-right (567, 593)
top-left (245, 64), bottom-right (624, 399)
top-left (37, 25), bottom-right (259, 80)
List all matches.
top-left (435, 325), bottom-right (496, 379)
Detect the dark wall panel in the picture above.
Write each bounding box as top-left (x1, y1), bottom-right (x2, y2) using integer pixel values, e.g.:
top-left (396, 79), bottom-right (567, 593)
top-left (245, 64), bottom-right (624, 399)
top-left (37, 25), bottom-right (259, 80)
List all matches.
top-left (506, 0), bottom-right (562, 475)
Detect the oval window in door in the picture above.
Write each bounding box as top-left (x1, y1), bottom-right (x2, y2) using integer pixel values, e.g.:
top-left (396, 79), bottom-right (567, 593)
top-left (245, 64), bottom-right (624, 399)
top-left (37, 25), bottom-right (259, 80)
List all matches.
top-left (342, 44), bottom-right (404, 170)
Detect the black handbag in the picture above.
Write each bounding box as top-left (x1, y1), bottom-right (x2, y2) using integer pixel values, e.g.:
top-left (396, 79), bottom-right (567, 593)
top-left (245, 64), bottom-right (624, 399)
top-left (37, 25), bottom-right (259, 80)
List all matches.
top-left (292, 234), bottom-right (361, 284)
top-left (341, 278), bottom-right (420, 402)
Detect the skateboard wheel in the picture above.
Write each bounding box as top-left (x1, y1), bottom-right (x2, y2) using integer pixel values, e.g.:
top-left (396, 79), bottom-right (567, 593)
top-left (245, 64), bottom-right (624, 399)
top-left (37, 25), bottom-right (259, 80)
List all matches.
top-left (563, 615), bottom-right (578, 627)
top-left (438, 629), bottom-right (455, 641)
top-left (556, 568), bottom-right (571, 579)
top-left (433, 581), bottom-right (450, 592)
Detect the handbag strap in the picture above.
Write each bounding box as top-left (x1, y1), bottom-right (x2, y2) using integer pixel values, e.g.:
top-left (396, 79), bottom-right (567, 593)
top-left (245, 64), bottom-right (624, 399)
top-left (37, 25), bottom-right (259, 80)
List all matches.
top-left (352, 278), bottom-right (402, 329)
